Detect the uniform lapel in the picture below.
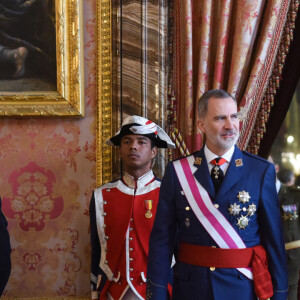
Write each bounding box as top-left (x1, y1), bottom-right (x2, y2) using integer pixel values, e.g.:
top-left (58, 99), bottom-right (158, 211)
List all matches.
top-left (216, 145), bottom-right (244, 199)
top-left (192, 148), bottom-right (215, 199)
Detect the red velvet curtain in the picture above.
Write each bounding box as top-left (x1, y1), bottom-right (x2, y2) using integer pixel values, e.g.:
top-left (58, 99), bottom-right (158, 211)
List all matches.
top-left (168, 0), bottom-right (299, 159)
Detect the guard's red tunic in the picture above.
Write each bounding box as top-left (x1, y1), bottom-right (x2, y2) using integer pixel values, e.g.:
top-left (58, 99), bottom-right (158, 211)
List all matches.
top-left (90, 170), bottom-right (160, 300)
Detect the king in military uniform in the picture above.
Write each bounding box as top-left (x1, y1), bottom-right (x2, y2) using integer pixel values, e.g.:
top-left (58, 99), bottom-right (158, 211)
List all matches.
top-left (90, 115), bottom-right (175, 300)
top-left (146, 89), bottom-right (288, 300)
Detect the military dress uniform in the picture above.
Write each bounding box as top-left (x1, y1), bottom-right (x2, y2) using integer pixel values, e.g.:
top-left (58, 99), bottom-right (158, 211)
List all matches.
top-left (90, 170), bottom-right (163, 300)
top-left (146, 145), bottom-right (288, 300)
top-left (90, 115), bottom-right (175, 300)
top-left (278, 184), bottom-right (300, 300)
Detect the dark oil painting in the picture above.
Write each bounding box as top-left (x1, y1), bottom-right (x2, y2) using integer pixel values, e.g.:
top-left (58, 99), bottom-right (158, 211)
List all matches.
top-left (0, 0), bottom-right (56, 92)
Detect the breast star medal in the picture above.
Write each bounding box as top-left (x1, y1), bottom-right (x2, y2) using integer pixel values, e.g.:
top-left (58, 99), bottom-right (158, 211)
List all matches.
top-left (237, 215), bottom-right (250, 229)
top-left (237, 190), bottom-right (251, 204)
top-left (247, 203), bottom-right (257, 216)
top-left (145, 200), bottom-right (153, 218)
top-left (228, 203), bottom-right (242, 216)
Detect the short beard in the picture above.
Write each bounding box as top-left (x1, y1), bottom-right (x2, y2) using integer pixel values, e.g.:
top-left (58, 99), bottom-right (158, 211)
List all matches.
top-left (218, 132), bottom-right (239, 150)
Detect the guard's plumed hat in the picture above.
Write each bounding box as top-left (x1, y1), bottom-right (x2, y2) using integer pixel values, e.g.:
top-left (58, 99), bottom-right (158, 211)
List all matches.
top-left (106, 115), bottom-right (176, 149)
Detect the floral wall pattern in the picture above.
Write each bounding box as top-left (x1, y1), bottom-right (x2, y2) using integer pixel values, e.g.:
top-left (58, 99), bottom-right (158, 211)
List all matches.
top-left (0, 1), bottom-right (97, 298)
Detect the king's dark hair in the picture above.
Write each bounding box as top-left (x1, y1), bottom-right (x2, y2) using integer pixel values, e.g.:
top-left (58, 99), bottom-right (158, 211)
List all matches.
top-left (198, 89), bottom-right (236, 118)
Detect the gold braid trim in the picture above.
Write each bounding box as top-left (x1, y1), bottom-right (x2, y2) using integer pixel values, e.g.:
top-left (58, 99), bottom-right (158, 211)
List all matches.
top-left (247, 0), bottom-right (299, 155)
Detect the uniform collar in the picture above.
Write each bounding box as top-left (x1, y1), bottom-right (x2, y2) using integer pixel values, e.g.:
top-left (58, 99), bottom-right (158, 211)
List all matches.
top-left (204, 145), bottom-right (235, 164)
top-left (123, 170), bottom-right (155, 189)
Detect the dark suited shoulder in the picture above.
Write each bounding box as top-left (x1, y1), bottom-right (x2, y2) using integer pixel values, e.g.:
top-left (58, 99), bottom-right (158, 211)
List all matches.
top-left (0, 198), bottom-right (11, 296)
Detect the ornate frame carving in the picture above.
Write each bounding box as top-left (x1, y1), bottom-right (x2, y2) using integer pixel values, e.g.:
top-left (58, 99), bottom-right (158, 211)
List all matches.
top-left (0, 0), bottom-right (85, 117)
top-left (96, 0), bottom-right (113, 186)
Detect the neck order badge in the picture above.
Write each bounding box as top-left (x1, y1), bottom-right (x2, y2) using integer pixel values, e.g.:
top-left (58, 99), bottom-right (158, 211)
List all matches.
top-left (211, 157), bottom-right (227, 179)
top-left (210, 157), bottom-right (227, 193)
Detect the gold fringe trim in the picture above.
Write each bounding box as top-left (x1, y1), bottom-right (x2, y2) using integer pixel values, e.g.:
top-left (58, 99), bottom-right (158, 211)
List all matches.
top-left (167, 1), bottom-right (180, 161)
top-left (247, 0), bottom-right (300, 154)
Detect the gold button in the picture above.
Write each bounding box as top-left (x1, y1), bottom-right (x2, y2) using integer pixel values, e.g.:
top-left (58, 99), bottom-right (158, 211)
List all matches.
top-left (210, 267), bottom-right (216, 271)
top-left (185, 206), bottom-right (190, 211)
top-left (214, 204), bottom-right (219, 208)
top-left (211, 245), bottom-right (216, 248)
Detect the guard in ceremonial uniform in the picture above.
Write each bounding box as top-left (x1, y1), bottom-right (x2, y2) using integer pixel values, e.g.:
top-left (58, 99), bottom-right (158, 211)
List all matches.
top-left (279, 183), bottom-right (300, 300)
top-left (90, 115), bottom-right (175, 300)
top-left (146, 89), bottom-right (288, 300)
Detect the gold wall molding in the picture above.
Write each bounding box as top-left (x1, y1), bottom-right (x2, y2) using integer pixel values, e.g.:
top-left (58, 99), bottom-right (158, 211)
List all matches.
top-left (0, 0), bottom-right (85, 117)
top-left (96, 0), bottom-right (170, 184)
top-left (96, 0), bottom-right (113, 186)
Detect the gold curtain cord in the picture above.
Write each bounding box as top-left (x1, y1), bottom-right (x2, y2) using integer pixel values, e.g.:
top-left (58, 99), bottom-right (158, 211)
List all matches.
top-left (169, 128), bottom-right (191, 160)
top-left (247, 0), bottom-right (300, 155)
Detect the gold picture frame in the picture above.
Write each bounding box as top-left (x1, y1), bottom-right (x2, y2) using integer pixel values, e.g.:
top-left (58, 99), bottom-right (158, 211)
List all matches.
top-left (0, 0), bottom-right (84, 117)
top-left (96, 0), bottom-right (113, 186)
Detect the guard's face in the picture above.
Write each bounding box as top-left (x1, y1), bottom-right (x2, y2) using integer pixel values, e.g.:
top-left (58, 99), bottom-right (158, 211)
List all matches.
top-left (197, 96), bottom-right (239, 156)
top-left (119, 135), bottom-right (157, 174)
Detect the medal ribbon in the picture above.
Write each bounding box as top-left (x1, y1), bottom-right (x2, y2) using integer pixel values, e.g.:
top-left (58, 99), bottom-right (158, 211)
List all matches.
top-left (173, 156), bottom-right (253, 280)
top-left (145, 200), bottom-right (152, 210)
top-left (210, 157), bottom-right (227, 166)
top-left (145, 200), bottom-right (153, 218)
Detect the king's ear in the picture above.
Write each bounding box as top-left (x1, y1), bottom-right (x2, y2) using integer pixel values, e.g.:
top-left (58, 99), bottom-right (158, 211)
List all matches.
top-left (197, 118), bottom-right (205, 134)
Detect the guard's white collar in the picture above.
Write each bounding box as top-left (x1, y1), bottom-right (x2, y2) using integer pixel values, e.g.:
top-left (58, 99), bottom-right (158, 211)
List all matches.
top-left (123, 170), bottom-right (154, 189)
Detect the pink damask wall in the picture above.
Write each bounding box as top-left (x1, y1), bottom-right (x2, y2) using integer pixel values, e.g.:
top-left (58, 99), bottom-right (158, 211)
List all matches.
top-left (0, 1), bottom-right (97, 298)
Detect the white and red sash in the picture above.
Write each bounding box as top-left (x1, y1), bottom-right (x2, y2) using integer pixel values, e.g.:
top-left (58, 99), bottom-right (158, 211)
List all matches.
top-left (173, 155), bottom-right (253, 279)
